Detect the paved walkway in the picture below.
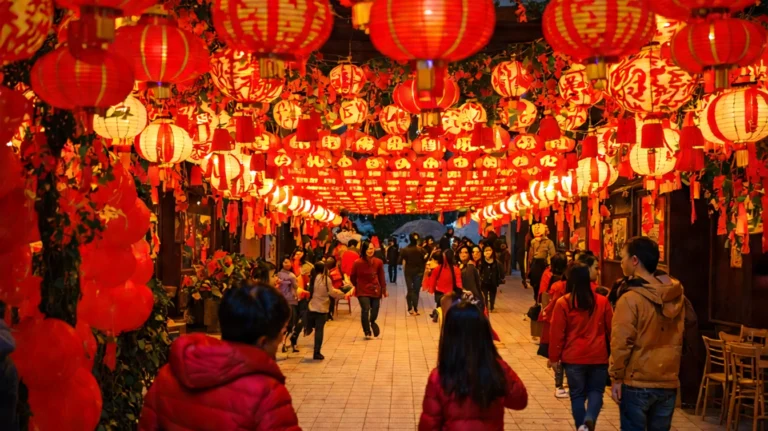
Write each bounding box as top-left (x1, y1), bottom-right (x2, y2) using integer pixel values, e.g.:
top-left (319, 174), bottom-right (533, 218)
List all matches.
top-left (278, 271), bottom-right (726, 430)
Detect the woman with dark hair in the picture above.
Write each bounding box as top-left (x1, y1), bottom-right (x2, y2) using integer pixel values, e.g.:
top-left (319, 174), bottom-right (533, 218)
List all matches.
top-left (549, 263), bottom-right (614, 431)
top-left (457, 245), bottom-right (483, 311)
top-left (478, 245), bottom-right (504, 312)
top-left (277, 256), bottom-right (301, 353)
top-left (423, 250), bottom-right (463, 323)
top-left (577, 253), bottom-right (600, 290)
top-left (290, 247), bottom-right (313, 290)
top-left (471, 245), bottom-right (482, 267)
top-left (537, 253), bottom-right (569, 398)
top-left (419, 302), bottom-right (528, 429)
top-left (307, 261), bottom-right (349, 360)
top-left (350, 241), bottom-right (387, 338)
top-left (139, 282), bottom-right (301, 430)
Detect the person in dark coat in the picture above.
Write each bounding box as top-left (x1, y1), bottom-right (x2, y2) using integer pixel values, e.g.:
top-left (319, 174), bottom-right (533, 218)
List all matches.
top-left (478, 245), bottom-right (504, 312)
top-left (0, 305), bottom-right (18, 431)
top-left (385, 238), bottom-right (400, 283)
top-left (439, 227), bottom-right (454, 253)
top-left (456, 245), bottom-right (483, 311)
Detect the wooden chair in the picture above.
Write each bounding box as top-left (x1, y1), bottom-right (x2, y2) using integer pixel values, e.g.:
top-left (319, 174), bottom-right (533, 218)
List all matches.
top-left (696, 336), bottom-right (731, 423)
top-left (720, 331), bottom-right (741, 343)
top-left (740, 326), bottom-right (768, 346)
top-left (726, 344), bottom-right (767, 431)
top-left (335, 297), bottom-right (352, 314)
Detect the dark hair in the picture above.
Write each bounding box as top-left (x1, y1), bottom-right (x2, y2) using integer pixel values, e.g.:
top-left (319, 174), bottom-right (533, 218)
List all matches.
top-left (325, 256), bottom-right (337, 268)
top-left (482, 244), bottom-right (496, 261)
top-left (424, 235), bottom-right (434, 243)
top-left (457, 245), bottom-right (472, 265)
top-left (625, 236), bottom-right (660, 273)
top-left (409, 232), bottom-right (419, 246)
top-left (360, 241), bottom-right (374, 260)
top-left (566, 263), bottom-right (595, 316)
top-left (347, 239), bottom-right (359, 248)
top-left (550, 252), bottom-right (568, 277)
top-left (310, 261), bottom-right (327, 294)
top-left (250, 259), bottom-right (276, 283)
top-left (577, 253), bottom-right (598, 269)
top-left (438, 302), bottom-right (507, 408)
top-left (432, 250), bottom-right (458, 292)
top-left (281, 255), bottom-right (292, 269)
top-left (219, 281), bottom-right (290, 344)
top-left (290, 248), bottom-right (306, 264)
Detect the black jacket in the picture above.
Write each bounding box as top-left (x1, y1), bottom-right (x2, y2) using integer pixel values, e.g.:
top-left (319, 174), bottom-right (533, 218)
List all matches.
top-left (386, 245), bottom-right (399, 264)
top-left (460, 263), bottom-right (484, 311)
top-left (478, 259), bottom-right (504, 288)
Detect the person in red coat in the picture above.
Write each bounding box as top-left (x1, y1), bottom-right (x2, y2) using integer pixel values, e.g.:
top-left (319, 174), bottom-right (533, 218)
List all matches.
top-left (423, 250), bottom-right (463, 322)
top-left (548, 263), bottom-right (614, 431)
top-left (139, 282), bottom-right (301, 431)
top-left (350, 241), bottom-right (387, 338)
top-left (419, 301), bottom-right (528, 430)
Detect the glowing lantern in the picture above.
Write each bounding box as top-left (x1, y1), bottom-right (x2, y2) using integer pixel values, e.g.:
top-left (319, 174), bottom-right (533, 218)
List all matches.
top-left (441, 109), bottom-right (464, 135)
top-left (209, 49), bottom-right (285, 104)
top-left (1, 0), bottom-right (53, 62)
top-left (648, 0), bottom-right (754, 22)
top-left (491, 60), bottom-right (532, 100)
top-left (555, 105), bottom-right (589, 131)
top-left (629, 144), bottom-right (677, 176)
top-left (507, 151), bottom-right (533, 169)
top-left (339, 97), bottom-right (369, 125)
top-left (543, 0), bottom-right (655, 87)
top-left (460, 101), bottom-right (487, 125)
top-left (134, 118), bottom-right (194, 166)
top-left (545, 136), bottom-right (576, 152)
top-left (55, 0), bottom-right (155, 49)
top-left (504, 99), bottom-right (537, 131)
top-left (576, 136), bottom-right (611, 196)
top-left (368, 0), bottom-right (495, 92)
top-left (530, 179), bottom-right (558, 206)
top-left (273, 100), bottom-right (302, 130)
top-left (0, 87), bottom-right (32, 147)
top-left (653, 15), bottom-right (681, 46)
top-left (635, 119), bottom-right (681, 152)
top-left (512, 134), bottom-right (543, 153)
top-left (211, 0), bottom-right (333, 77)
top-left (558, 65), bottom-right (603, 107)
top-left (379, 105), bottom-right (411, 135)
top-left (412, 136), bottom-right (446, 156)
top-left (249, 131), bottom-right (280, 154)
top-left (701, 86), bottom-right (768, 165)
top-left (329, 64), bottom-right (367, 96)
top-left (206, 152), bottom-right (247, 192)
top-left (93, 96), bottom-right (148, 148)
top-left (394, 78), bottom-right (460, 126)
top-left (378, 135), bottom-right (409, 155)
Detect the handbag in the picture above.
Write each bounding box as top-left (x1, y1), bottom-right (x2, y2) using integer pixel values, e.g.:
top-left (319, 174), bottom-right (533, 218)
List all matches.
top-left (527, 303), bottom-right (542, 320)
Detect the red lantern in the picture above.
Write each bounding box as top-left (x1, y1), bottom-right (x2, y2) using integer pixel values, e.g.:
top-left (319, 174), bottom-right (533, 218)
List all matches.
top-left (393, 78), bottom-right (460, 127)
top-left (56, 0), bottom-right (155, 48)
top-left (75, 321), bottom-right (97, 370)
top-left (543, 0), bottom-right (655, 87)
top-left (0, 187), bottom-right (38, 249)
top-left (339, 97), bottom-right (369, 125)
top-left (329, 64), bottom-right (367, 96)
top-left (209, 49), bottom-right (285, 104)
top-left (0, 0), bottom-right (53, 62)
top-left (91, 163), bottom-right (137, 211)
top-left (81, 240), bottom-right (137, 287)
top-left (12, 318), bottom-right (82, 388)
top-left (492, 60), bottom-right (533, 100)
top-left (649, 0), bottom-right (754, 21)
top-left (211, 0), bottom-right (333, 77)
top-left (135, 118), bottom-right (195, 166)
top-left (78, 280), bottom-right (154, 334)
top-left (102, 198), bottom-right (151, 247)
top-left (379, 105), bottom-right (411, 135)
top-left (558, 65), bottom-right (603, 107)
top-left (0, 86), bottom-right (32, 146)
top-left (369, 0), bottom-right (495, 92)
top-left (28, 367), bottom-right (102, 431)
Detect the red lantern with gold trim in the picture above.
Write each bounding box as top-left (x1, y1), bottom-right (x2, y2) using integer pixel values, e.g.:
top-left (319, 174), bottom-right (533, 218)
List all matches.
top-left (1, 0), bottom-right (53, 63)
top-left (56, 0), bottom-right (155, 51)
top-left (394, 78), bottom-right (460, 127)
top-left (329, 64), bottom-right (367, 96)
top-left (649, 0), bottom-right (754, 21)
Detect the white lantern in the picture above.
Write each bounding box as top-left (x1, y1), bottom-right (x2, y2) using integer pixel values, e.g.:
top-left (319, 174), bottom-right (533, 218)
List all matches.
top-left (135, 119), bottom-right (193, 166)
top-left (576, 157), bottom-right (611, 196)
top-left (273, 99), bottom-right (301, 130)
top-left (94, 95), bottom-right (148, 141)
top-left (628, 144), bottom-right (676, 176)
top-left (701, 86), bottom-right (768, 144)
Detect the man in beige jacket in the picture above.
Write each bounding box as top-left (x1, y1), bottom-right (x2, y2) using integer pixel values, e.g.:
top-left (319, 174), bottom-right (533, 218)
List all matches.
top-left (610, 237), bottom-right (685, 431)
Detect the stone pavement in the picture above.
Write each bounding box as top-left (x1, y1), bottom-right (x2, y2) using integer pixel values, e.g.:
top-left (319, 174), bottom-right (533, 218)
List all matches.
top-left (278, 271), bottom-right (728, 430)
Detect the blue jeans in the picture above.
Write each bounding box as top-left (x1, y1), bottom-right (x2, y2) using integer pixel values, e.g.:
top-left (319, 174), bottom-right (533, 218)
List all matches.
top-left (563, 364), bottom-right (608, 428)
top-left (620, 386), bottom-right (676, 431)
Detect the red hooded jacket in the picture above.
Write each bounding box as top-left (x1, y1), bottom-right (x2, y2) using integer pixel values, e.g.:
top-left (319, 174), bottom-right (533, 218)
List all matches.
top-left (549, 293), bottom-right (613, 365)
top-left (419, 359), bottom-right (528, 431)
top-left (138, 333), bottom-right (301, 431)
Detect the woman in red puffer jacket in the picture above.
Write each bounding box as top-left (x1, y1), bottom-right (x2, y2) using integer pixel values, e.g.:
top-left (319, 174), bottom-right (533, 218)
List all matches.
top-left (419, 302), bottom-right (528, 431)
top-left (423, 250), bottom-right (463, 322)
top-left (139, 281), bottom-right (301, 431)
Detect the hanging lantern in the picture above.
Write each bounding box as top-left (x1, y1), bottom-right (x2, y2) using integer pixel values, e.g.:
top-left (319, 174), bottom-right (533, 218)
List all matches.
top-left (628, 144), bottom-right (677, 176)
top-left (207, 152), bottom-right (246, 192)
top-left (379, 105), bottom-right (411, 135)
top-left (0, 86), bottom-right (32, 146)
top-left (93, 95), bottom-right (148, 147)
top-left (483, 127), bottom-right (511, 154)
top-left (329, 64), bottom-right (367, 96)
top-left (491, 60), bottom-right (532, 100)
top-left (394, 78), bottom-right (460, 127)
top-left (634, 118), bottom-right (681, 152)
top-left (460, 101), bottom-right (487, 125)
top-left (209, 49), bottom-right (285, 104)
top-left (369, 0), bottom-right (495, 92)
top-left (511, 134), bottom-right (543, 153)
top-left (339, 97), bottom-right (369, 125)
top-left (1, 0), bottom-right (53, 63)
top-left (211, 0), bottom-right (333, 77)
top-left (249, 131), bottom-right (280, 154)
top-left (378, 134), bottom-right (409, 155)
top-left (273, 99), bottom-right (302, 130)
top-left (530, 179), bottom-right (558, 206)
top-left (504, 99), bottom-right (538, 131)
top-left (653, 15), bottom-right (681, 46)
top-left (545, 136), bottom-right (576, 153)
top-left (441, 108), bottom-right (464, 135)
top-left (701, 86), bottom-right (768, 166)
top-left (649, 0), bottom-right (754, 22)
top-left (576, 136), bottom-right (611, 196)
top-left (134, 118), bottom-right (194, 166)
top-left (56, 0), bottom-right (155, 49)
top-left (558, 64), bottom-right (603, 107)
top-left (543, 0), bottom-right (655, 88)
top-left (555, 105), bottom-right (589, 131)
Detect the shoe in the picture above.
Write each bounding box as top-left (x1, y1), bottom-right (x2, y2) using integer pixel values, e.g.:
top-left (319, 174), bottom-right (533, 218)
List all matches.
top-left (414, 310), bottom-right (420, 315)
top-left (408, 310), bottom-right (415, 316)
top-left (431, 312), bottom-right (439, 323)
top-left (371, 322), bottom-right (380, 337)
top-left (291, 344), bottom-right (300, 353)
top-left (328, 315), bottom-right (334, 321)
top-left (555, 388), bottom-right (569, 399)
top-left (281, 344), bottom-right (287, 353)
top-left (577, 426), bottom-right (589, 431)
top-left (364, 332), bottom-right (372, 339)
top-left (313, 353), bottom-right (325, 360)
top-left (583, 419), bottom-right (595, 431)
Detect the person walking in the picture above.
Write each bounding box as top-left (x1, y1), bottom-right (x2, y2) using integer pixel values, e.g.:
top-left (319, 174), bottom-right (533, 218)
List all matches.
top-left (350, 241), bottom-right (387, 338)
top-left (528, 223), bottom-right (556, 302)
top-left (385, 237), bottom-right (399, 283)
top-left (536, 253), bottom-right (569, 399)
top-left (456, 245), bottom-right (483, 310)
top-left (277, 256), bottom-right (302, 353)
top-left (341, 239), bottom-right (360, 277)
top-left (477, 245), bottom-right (504, 312)
top-left (499, 243), bottom-right (512, 276)
top-left (419, 302), bottom-right (528, 430)
top-left (308, 261), bottom-right (350, 360)
top-left (549, 263), bottom-right (614, 431)
top-left (610, 237), bottom-right (686, 431)
top-left (0, 310), bottom-right (18, 431)
top-left (423, 250), bottom-right (462, 323)
top-left (400, 233), bottom-right (426, 316)
top-left (139, 282), bottom-right (301, 431)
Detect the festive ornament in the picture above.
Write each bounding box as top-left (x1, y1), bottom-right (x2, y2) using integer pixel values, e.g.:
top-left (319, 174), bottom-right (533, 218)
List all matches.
top-left (558, 64), bottom-right (603, 107)
top-left (649, 0), bottom-right (754, 21)
top-left (78, 280), bottom-right (155, 334)
top-left (273, 99), bottom-right (302, 130)
top-left (135, 118), bottom-right (194, 165)
top-left (441, 108), bottom-right (464, 135)
top-left (504, 99), bottom-right (538, 131)
top-left (460, 101), bottom-right (488, 125)
top-left (93, 95), bottom-right (148, 145)
top-left (0, 0), bottom-right (53, 62)
top-left (209, 49), bottom-right (285, 104)
top-left (27, 367), bottom-right (102, 431)
top-left (701, 86), bottom-right (768, 166)
top-left (0, 86), bottom-right (32, 146)
top-left (576, 136), bottom-right (611, 196)
top-left (379, 105), bottom-right (411, 135)
top-left (545, 136), bottom-right (576, 152)
top-left (81, 241), bottom-right (137, 288)
top-left (55, 0), bottom-right (156, 49)
top-left (394, 77), bottom-right (460, 126)
top-left (102, 198), bottom-right (151, 247)
top-left (12, 318), bottom-right (82, 388)
top-left (629, 144), bottom-right (677, 176)
top-left (329, 63), bottom-right (367, 96)
top-left (491, 60), bottom-right (533, 100)
top-left (653, 15), bottom-right (681, 46)
top-left (339, 97), bottom-right (369, 125)
top-left (555, 105), bottom-right (589, 131)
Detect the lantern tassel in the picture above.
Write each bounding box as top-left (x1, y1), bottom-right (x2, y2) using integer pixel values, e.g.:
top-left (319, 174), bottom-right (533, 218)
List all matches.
top-left (537, 115), bottom-right (561, 142)
top-left (104, 338), bottom-right (117, 371)
top-left (641, 121), bottom-right (664, 149)
top-left (616, 117), bottom-right (636, 144)
top-left (190, 165), bottom-right (203, 186)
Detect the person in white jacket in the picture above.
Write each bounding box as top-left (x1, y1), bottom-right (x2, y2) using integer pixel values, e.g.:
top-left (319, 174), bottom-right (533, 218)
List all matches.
top-left (308, 261), bottom-right (350, 360)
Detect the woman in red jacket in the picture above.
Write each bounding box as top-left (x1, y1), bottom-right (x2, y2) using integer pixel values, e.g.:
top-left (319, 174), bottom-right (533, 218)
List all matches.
top-left (423, 250), bottom-right (463, 322)
top-left (419, 301), bottom-right (528, 430)
top-left (548, 263), bottom-right (614, 431)
top-left (139, 281), bottom-right (301, 431)
top-left (350, 241), bottom-right (387, 338)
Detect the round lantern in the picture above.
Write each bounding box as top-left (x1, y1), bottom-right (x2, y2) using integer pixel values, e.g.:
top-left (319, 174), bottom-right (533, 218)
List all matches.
top-left (206, 152), bottom-right (246, 192)
top-left (135, 118), bottom-right (194, 166)
top-left (530, 179), bottom-right (558, 206)
top-left (394, 78), bottom-right (460, 126)
top-left (670, 17), bottom-right (766, 88)
top-left (545, 136), bottom-right (576, 152)
top-left (483, 127), bottom-right (511, 154)
top-left (701, 86), bottom-right (768, 145)
top-left (1, 0), bottom-right (52, 63)
top-left (30, 46), bottom-right (134, 113)
top-left (339, 97), bottom-right (369, 125)
top-left (653, 15), bottom-right (681, 46)
top-left (103, 198), bottom-right (151, 247)
top-left (543, 0), bottom-right (655, 87)
top-left (368, 0), bottom-right (495, 91)
top-left (78, 281), bottom-right (154, 335)
top-left (209, 49), bottom-right (285, 104)
top-left (492, 60), bottom-right (533, 100)
top-left (635, 119), bottom-right (681, 152)
top-left (441, 108), bottom-right (465, 135)
top-left (12, 318), bottom-right (82, 388)
top-left (504, 99), bottom-right (538, 131)
top-left (379, 105), bottom-right (411, 135)
top-left (576, 158), bottom-right (611, 196)
top-left (273, 99), bottom-right (302, 130)
top-left (28, 367), bottom-right (102, 431)
top-left (558, 65), bottom-right (603, 107)
top-left (648, 0), bottom-right (754, 22)
top-left (628, 144), bottom-right (677, 176)
top-left (114, 10), bottom-right (208, 98)
top-left (460, 101), bottom-right (487, 126)
top-left (211, 0), bottom-right (333, 76)
top-left (555, 105), bottom-right (589, 131)
top-left (0, 86), bottom-right (32, 146)
top-left (93, 96), bottom-right (148, 144)
top-left (329, 64), bottom-right (367, 96)
top-left (511, 134), bottom-right (543, 153)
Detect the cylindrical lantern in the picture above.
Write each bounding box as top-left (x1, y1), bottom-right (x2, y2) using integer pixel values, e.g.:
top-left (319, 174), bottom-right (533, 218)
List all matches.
top-left (558, 64), bottom-right (603, 107)
top-left (273, 99), bottom-right (302, 130)
top-left (492, 60), bottom-right (532, 99)
top-left (379, 105), bottom-right (411, 135)
top-left (209, 49), bottom-right (285, 104)
top-left (1, 0), bottom-right (53, 63)
top-left (329, 63), bottom-right (367, 96)
top-left (135, 118), bottom-right (194, 166)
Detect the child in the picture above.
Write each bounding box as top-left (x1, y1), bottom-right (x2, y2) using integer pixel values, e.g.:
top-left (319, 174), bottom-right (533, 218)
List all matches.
top-left (419, 302), bottom-right (528, 429)
top-left (307, 262), bottom-right (348, 360)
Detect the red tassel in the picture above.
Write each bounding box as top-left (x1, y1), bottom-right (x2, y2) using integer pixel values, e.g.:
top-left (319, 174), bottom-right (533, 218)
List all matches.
top-left (580, 136), bottom-right (599, 159)
top-left (641, 121), bottom-right (664, 149)
top-left (296, 116), bottom-right (318, 142)
top-left (190, 165), bottom-right (203, 186)
top-left (235, 115), bottom-right (256, 143)
top-left (616, 116), bottom-right (636, 144)
top-left (104, 339), bottom-right (117, 371)
top-left (212, 128), bottom-right (235, 153)
top-left (537, 115), bottom-right (561, 142)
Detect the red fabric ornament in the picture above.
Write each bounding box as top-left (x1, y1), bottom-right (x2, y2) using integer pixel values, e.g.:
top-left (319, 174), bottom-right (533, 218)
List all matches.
top-left (80, 240), bottom-right (137, 287)
top-left (537, 115), bottom-right (561, 142)
top-left (28, 367), bottom-right (102, 431)
top-left (0, 86), bottom-right (32, 146)
top-left (11, 318), bottom-right (82, 388)
top-left (103, 198), bottom-right (151, 247)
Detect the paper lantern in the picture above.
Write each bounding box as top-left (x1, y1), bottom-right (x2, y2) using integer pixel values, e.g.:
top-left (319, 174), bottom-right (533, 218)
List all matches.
top-left (555, 105), bottom-right (588, 131)
top-left (394, 78), bottom-right (460, 126)
top-left (543, 0), bottom-right (655, 87)
top-left (635, 119), bottom-right (681, 152)
top-left (483, 127), bottom-right (511, 154)
top-left (379, 105), bottom-right (411, 135)
top-left (460, 101), bottom-right (487, 125)
top-left (211, 0), bottom-right (333, 76)
top-left (131, 240), bottom-right (154, 285)
top-left (329, 64), bottom-right (367, 96)
top-left (30, 46), bottom-right (134, 113)
top-left (530, 179), bottom-right (558, 206)
top-left (653, 15), bottom-right (681, 46)
top-left (504, 99), bottom-right (538, 131)
top-left (114, 11), bottom-right (208, 97)
top-left (545, 136), bottom-right (576, 152)
top-left (12, 318), bottom-right (82, 388)
top-left (0, 86), bottom-right (32, 146)
top-left (55, 0), bottom-right (156, 47)
top-left (81, 241), bottom-right (136, 287)
top-left (93, 95), bottom-right (148, 144)
top-left (28, 367), bottom-right (102, 431)
top-left (250, 131), bottom-right (280, 154)
top-left (441, 108), bottom-right (465, 135)
top-left (135, 119), bottom-right (194, 165)
top-left (369, 0), bottom-right (495, 91)
top-left (576, 157), bottom-right (611, 196)
top-left (207, 152), bottom-right (247, 192)
top-left (102, 198), bottom-right (151, 247)
top-left (209, 49), bottom-right (285, 104)
top-left (0, 0), bottom-right (53, 62)
top-left (0, 187), bottom-right (38, 249)
top-left (78, 281), bottom-right (154, 334)
top-left (701, 86), bottom-right (768, 146)
top-left (492, 60), bottom-right (533, 99)
top-left (273, 99), bottom-right (302, 130)
top-left (649, 0), bottom-right (754, 21)
top-left (339, 97), bottom-right (369, 125)
top-left (558, 64), bottom-right (603, 107)
top-left (629, 144), bottom-right (677, 176)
